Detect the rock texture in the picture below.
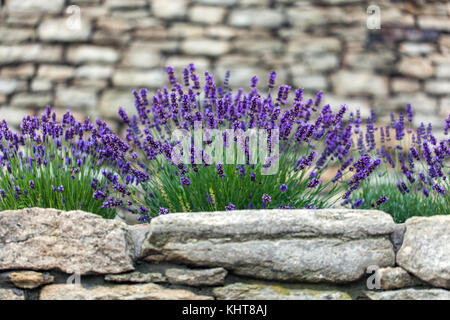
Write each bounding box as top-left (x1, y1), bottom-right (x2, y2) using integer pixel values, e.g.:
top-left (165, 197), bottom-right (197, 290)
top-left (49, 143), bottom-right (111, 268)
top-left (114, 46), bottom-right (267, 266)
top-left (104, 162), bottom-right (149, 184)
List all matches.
top-left (213, 283), bottom-right (351, 300)
top-left (0, 208), bottom-right (135, 275)
top-left (105, 272), bottom-right (167, 284)
top-left (39, 284), bottom-right (213, 300)
top-left (397, 216), bottom-right (450, 289)
top-left (8, 271), bottom-right (54, 289)
top-left (0, 288), bottom-right (25, 300)
top-left (142, 209), bottom-right (396, 283)
top-left (377, 267), bottom-right (412, 291)
top-left (165, 267), bottom-right (227, 287)
top-left (366, 288), bottom-right (450, 300)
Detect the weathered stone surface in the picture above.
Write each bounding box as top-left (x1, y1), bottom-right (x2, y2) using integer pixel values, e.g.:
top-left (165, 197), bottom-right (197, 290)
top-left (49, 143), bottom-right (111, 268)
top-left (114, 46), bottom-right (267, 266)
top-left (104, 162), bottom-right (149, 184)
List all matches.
top-left (55, 86), bottom-right (98, 110)
top-left (166, 267), bottom-right (227, 287)
top-left (39, 284), bottom-right (213, 300)
top-left (0, 45), bottom-right (62, 63)
top-left (37, 65), bottom-right (75, 81)
top-left (0, 78), bottom-right (27, 94)
top-left (214, 283), bottom-right (351, 300)
top-left (181, 39), bottom-right (230, 57)
top-left (105, 272), bottom-right (167, 284)
top-left (67, 46), bottom-right (120, 64)
top-left (151, 0), bottom-right (187, 19)
top-left (189, 6), bottom-right (226, 25)
top-left (418, 17), bottom-right (450, 32)
top-left (0, 288), bottom-right (25, 300)
top-left (0, 208), bottom-right (135, 275)
top-left (398, 57), bottom-right (434, 79)
top-left (127, 225), bottom-right (151, 259)
top-left (391, 78), bottom-right (421, 93)
top-left (331, 71), bottom-right (388, 96)
top-left (397, 215), bottom-right (450, 289)
top-left (229, 9), bottom-right (284, 28)
top-left (7, 0), bottom-right (64, 13)
top-left (112, 69), bottom-right (165, 87)
top-left (99, 90), bottom-right (136, 119)
top-left (38, 19), bottom-right (92, 42)
top-left (366, 288), bottom-right (450, 300)
top-left (142, 209), bottom-right (396, 283)
top-left (377, 267), bottom-right (412, 291)
top-left (75, 65), bottom-right (113, 79)
top-left (11, 92), bottom-right (53, 108)
top-left (8, 271), bottom-right (54, 289)
top-left (0, 64), bottom-right (35, 79)
top-left (425, 80), bottom-right (450, 95)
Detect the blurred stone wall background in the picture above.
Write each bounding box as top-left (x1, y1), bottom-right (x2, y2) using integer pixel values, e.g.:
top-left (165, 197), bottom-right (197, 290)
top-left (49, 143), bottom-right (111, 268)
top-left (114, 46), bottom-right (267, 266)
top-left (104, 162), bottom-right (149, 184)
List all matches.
top-left (0, 0), bottom-right (448, 135)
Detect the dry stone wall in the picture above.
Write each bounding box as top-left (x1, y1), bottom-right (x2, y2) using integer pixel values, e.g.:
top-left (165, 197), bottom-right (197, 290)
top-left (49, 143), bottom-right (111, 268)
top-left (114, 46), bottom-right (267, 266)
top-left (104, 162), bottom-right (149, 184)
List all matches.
top-left (0, 207), bottom-right (449, 300)
top-left (0, 0), bottom-right (449, 134)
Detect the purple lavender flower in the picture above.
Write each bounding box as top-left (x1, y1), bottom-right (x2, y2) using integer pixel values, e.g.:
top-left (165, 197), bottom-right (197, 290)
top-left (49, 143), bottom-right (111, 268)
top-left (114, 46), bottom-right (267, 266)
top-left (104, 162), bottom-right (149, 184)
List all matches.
top-left (225, 203), bottom-right (235, 211)
top-left (180, 176), bottom-right (191, 186)
top-left (280, 184), bottom-right (288, 192)
top-left (29, 180), bottom-right (34, 190)
top-left (268, 71), bottom-right (277, 89)
top-left (352, 198), bottom-right (364, 209)
top-left (262, 194), bottom-right (272, 203)
top-left (158, 207), bottom-right (170, 215)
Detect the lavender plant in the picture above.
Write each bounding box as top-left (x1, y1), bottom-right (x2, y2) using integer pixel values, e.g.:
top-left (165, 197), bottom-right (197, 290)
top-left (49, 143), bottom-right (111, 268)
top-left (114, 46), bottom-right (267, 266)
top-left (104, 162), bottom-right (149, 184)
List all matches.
top-left (117, 64), bottom-right (377, 222)
top-left (0, 108), bottom-right (131, 218)
top-left (344, 107), bottom-right (450, 223)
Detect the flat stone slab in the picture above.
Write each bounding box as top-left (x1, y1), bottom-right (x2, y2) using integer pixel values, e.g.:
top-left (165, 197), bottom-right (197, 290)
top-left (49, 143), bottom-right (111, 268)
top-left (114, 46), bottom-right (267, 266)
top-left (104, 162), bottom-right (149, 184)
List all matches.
top-left (142, 209), bottom-right (396, 283)
top-left (0, 208), bottom-right (135, 275)
top-left (377, 267), bottom-right (412, 291)
top-left (366, 288), bottom-right (450, 300)
top-left (105, 272), bottom-right (167, 283)
top-left (39, 284), bottom-right (213, 300)
top-left (8, 271), bottom-right (54, 289)
top-left (213, 283), bottom-right (351, 300)
top-left (0, 288), bottom-right (25, 300)
top-left (397, 215), bottom-right (450, 289)
top-left (165, 267), bottom-right (227, 286)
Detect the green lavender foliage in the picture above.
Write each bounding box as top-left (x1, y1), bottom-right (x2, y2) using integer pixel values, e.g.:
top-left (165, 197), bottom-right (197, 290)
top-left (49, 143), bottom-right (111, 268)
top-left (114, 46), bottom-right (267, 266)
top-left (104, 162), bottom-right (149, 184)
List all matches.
top-left (0, 140), bottom-right (115, 219)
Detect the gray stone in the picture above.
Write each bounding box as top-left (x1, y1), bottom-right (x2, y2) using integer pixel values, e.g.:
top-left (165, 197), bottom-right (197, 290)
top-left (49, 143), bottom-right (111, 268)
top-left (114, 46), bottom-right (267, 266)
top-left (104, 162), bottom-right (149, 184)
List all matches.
top-left (0, 79), bottom-right (27, 95)
top-left (397, 215), bottom-right (450, 289)
top-left (165, 267), bottom-right (227, 286)
top-left (151, 0), bottom-right (187, 19)
top-left (38, 18), bottom-right (92, 42)
top-left (213, 283), bottom-right (351, 300)
top-left (67, 46), bottom-right (120, 64)
top-left (331, 71), bottom-right (388, 96)
top-left (31, 79), bottom-right (53, 92)
top-left (0, 27), bottom-right (35, 43)
top-left (0, 208), bottom-right (135, 275)
top-left (142, 209), bottom-right (396, 283)
top-left (397, 57), bottom-right (434, 79)
top-left (40, 284), bottom-right (213, 300)
top-left (293, 74), bottom-right (328, 92)
top-left (7, 0), bottom-right (64, 13)
top-left (55, 86), bottom-right (98, 110)
top-left (37, 65), bottom-right (75, 81)
top-left (288, 37), bottom-right (341, 54)
top-left (399, 42), bottom-right (436, 56)
top-left (11, 93), bottom-right (53, 108)
top-left (418, 17), bottom-right (450, 32)
top-left (377, 267), bottom-right (412, 291)
top-left (8, 271), bottom-right (54, 289)
top-left (391, 78), bottom-right (421, 93)
top-left (0, 64), bottom-right (35, 79)
top-left (99, 90), bottom-right (136, 119)
top-left (0, 45), bottom-right (62, 64)
top-left (436, 64), bottom-right (450, 78)
top-left (112, 69), bottom-right (166, 88)
top-left (425, 80), bottom-right (450, 95)
top-left (122, 47), bottom-right (161, 68)
top-left (366, 288), bottom-right (450, 300)
top-left (0, 288), bottom-right (24, 300)
top-left (126, 225), bottom-right (151, 259)
top-left (181, 39), bottom-right (230, 57)
top-left (105, 272), bottom-right (167, 284)
top-left (75, 65), bottom-right (114, 79)
top-left (189, 6), bottom-right (226, 25)
top-left (229, 9), bottom-right (284, 28)
top-left (0, 107), bottom-right (31, 127)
